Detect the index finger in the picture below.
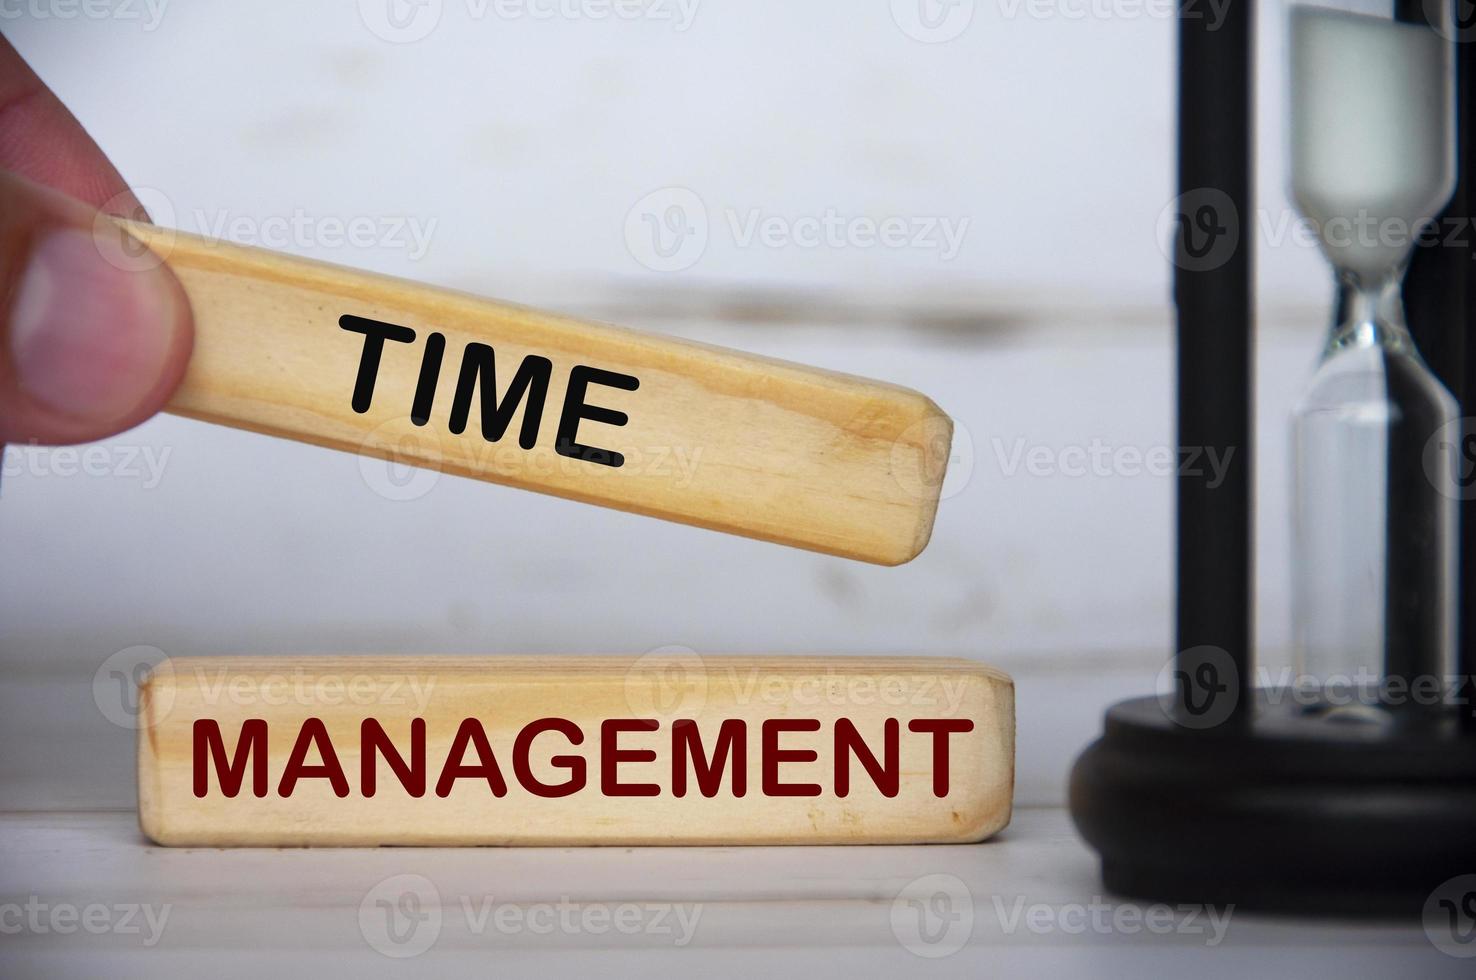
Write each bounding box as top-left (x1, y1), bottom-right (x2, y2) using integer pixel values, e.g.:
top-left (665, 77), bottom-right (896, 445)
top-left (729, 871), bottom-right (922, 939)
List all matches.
top-left (0, 34), bottom-right (138, 214)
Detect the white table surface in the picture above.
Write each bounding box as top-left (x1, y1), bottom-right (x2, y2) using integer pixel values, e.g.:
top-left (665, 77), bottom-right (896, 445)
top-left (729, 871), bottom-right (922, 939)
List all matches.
top-left (0, 807), bottom-right (1462, 978)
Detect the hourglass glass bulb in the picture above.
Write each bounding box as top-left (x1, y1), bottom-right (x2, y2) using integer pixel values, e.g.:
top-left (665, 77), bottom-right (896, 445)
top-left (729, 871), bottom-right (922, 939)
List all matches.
top-left (1289, 3), bottom-right (1457, 718)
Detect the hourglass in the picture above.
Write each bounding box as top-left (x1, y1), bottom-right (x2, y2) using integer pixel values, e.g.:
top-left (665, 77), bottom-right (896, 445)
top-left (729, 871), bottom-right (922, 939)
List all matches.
top-left (1070, 0), bottom-right (1476, 914)
top-left (1290, 3), bottom-right (1458, 719)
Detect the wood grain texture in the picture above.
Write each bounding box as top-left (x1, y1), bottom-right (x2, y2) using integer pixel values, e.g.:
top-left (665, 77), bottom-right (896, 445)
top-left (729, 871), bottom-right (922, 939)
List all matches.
top-left (114, 221), bottom-right (951, 565)
top-left (137, 656), bottom-right (1014, 847)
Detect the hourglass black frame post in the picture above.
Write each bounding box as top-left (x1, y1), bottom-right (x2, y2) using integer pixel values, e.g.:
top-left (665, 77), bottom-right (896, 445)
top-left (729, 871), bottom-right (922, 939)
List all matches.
top-left (1069, 0), bottom-right (1476, 915)
top-left (1402, 0), bottom-right (1476, 731)
top-left (1173, 0), bottom-right (1254, 729)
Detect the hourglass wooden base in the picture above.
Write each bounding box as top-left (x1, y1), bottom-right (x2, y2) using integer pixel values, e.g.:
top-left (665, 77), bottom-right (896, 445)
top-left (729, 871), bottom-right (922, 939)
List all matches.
top-left (1069, 691), bottom-right (1476, 916)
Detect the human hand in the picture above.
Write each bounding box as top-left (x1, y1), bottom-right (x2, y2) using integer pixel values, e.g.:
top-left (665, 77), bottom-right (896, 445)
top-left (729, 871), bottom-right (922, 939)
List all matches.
top-left (0, 36), bottom-right (193, 446)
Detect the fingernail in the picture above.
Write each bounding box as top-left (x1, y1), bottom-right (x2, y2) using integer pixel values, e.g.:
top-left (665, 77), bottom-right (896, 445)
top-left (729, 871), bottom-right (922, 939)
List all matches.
top-left (9, 227), bottom-right (181, 424)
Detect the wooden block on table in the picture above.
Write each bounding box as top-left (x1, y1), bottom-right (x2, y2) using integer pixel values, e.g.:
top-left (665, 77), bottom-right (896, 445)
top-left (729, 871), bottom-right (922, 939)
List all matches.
top-left (114, 221), bottom-right (953, 565)
top-left (137, 656), bottom-right (1014, 846)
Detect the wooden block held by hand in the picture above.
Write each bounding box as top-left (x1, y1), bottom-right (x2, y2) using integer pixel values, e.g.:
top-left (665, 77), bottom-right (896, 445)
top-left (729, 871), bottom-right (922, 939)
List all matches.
top-left (113, 221), bottom-right (953, 565)
top-left (137, 656), bottom-right (1014, 846)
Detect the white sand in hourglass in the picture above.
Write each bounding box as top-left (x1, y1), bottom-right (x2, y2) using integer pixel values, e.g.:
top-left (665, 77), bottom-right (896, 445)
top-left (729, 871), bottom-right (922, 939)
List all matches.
top-left (1290, 7), bottom-right (1453, 280)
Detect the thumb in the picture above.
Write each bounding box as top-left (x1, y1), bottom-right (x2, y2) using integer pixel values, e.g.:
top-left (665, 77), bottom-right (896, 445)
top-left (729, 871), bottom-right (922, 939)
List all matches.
top-left (0, 170), bottom-right (193, 445)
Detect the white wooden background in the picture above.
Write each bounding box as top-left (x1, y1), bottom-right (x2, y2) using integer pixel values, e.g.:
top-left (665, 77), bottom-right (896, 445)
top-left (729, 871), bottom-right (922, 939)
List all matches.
top-left (0, 0), bottom-right (1337, 811)
top-left (3, 4), bottom-right (1458, 976)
